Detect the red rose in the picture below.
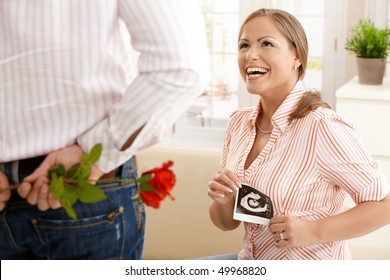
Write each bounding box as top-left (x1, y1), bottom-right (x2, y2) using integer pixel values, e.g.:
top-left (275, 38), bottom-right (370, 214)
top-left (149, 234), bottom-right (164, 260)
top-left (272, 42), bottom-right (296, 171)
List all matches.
top-left (139, 161), bottom-right (176, 208)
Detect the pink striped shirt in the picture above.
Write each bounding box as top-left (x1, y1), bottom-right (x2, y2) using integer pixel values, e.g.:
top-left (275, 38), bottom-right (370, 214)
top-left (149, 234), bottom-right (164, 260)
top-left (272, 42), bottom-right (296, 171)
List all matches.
top-left (221, 82), bottom-right (390, 259)
top-left (0, 0), bottom-right (209, 172)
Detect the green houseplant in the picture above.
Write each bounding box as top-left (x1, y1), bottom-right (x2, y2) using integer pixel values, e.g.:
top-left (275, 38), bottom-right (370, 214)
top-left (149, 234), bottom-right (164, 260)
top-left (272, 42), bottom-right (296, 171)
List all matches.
top-left (345, 19), bottom-right (390, 85)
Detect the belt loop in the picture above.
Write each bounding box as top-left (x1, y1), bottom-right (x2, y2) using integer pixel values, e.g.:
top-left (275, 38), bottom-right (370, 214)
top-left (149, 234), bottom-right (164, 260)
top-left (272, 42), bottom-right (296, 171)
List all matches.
top-left (11, 161), bottom-right (20, 185)
top-left (118, 163), bottom-right (124, 178)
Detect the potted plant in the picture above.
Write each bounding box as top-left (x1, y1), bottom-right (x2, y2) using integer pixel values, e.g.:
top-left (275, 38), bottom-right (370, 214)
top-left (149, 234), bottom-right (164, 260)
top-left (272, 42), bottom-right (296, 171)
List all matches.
top-left (345, 18), bottom-right (390, 85)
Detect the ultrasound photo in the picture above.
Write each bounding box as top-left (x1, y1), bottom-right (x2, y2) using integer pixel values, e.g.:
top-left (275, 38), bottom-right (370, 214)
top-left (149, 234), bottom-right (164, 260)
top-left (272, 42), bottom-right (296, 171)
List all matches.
top-left (233, 184), bottom-right (274, 225)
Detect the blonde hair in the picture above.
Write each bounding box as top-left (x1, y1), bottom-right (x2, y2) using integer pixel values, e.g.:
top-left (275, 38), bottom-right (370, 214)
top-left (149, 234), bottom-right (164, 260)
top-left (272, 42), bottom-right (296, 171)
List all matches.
top-left (239, 8), bottom-right (330, 122)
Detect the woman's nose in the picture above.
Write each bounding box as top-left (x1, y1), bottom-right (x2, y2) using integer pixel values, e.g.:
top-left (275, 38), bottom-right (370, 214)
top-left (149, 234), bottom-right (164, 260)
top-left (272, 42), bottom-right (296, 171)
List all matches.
top-left (246, 47), bottom-right (260, 61)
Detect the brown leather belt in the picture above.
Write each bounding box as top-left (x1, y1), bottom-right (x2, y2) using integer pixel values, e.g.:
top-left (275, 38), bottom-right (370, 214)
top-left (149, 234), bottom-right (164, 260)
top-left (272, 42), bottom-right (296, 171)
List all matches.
top-left (100, 169), bottom-right (117, 180)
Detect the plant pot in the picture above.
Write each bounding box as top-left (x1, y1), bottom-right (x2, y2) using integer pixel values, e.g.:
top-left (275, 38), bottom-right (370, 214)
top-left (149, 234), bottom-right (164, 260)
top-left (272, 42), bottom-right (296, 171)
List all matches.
top-left (356, 57), bottom-right (386, 85)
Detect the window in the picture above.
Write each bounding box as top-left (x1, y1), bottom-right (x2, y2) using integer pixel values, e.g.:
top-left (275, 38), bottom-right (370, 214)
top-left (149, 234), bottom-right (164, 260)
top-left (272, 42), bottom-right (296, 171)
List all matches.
top-left (161, 0), bottom-right (241, 148)
top-left (188, 0), bottom-right (240, 129)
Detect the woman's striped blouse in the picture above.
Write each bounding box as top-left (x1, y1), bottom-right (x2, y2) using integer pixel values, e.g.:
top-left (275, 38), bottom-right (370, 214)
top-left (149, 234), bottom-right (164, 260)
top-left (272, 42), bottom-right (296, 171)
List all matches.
top-left (221, 82), bottom-right (390, 260)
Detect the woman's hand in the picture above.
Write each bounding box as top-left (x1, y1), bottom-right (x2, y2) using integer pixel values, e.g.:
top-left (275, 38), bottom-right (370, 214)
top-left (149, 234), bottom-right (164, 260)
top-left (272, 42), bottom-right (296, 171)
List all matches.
top-left (269, 215), bottom-right (319, 248)
top-left (208, 168), bottom-right (241, 231)
top-left (0, 172), bottom-right (11, 211)
top-left (208, 168), bottom-right (240, 205)
top-left (17, 144), bottom-right (105, 211)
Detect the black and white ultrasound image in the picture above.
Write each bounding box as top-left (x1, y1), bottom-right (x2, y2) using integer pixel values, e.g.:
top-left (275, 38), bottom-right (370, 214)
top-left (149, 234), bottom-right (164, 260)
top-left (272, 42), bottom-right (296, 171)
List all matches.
top-left (235, 184), bottom-right (273, 219)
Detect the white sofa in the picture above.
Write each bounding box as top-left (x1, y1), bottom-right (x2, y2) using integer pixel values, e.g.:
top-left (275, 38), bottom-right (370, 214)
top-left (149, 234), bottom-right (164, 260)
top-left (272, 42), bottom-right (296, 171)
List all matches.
top-left (137, 145), bottom-right (390, 260)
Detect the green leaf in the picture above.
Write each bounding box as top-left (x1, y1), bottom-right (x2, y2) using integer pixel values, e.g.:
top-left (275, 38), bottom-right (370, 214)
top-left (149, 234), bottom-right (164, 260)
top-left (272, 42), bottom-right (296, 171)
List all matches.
top-left (137, 174), bottom-right (152, 184)
top-left (48, 164), bottom-right (66, 179)
top-left (137, 174), bottom-right (158, 193)
top-left (79, 164), bottom-right (91, 180)
top-left (61, 199), bottom-right (78, 220)
top-left (62, 184), bottom-right (79, 206)
top-left (67, 163), bottom-right (81, 180)
top-left (89, 143), bottom-right (102, 163)
top-left (76, 181), bottom-right (107, 203)
top-left (49, 174), bottom-right (65, 198)
top-left (139, 181), bottom-right (159, 193)
top-left (81, 144), bottom-right (102, 164)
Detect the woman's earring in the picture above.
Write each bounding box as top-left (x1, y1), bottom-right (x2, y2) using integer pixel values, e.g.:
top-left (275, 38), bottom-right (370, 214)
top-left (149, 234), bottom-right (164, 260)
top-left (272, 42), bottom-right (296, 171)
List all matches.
top-left (295, 63), bottom-right (301, 70)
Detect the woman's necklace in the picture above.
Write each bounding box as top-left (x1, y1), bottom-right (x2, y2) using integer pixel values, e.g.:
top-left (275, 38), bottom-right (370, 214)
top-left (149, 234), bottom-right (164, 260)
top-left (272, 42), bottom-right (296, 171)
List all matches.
top-left (256, 117), bottom-right (273, 134)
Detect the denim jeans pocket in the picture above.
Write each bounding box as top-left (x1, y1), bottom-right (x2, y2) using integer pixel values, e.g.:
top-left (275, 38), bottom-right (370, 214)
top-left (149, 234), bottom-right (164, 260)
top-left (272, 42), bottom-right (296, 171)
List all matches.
top-left (31, 206), bottom-right (125, 259)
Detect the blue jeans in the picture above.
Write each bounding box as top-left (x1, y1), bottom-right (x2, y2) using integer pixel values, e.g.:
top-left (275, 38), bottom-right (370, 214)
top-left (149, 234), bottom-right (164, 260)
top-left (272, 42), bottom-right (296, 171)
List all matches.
top-left (0, 157), bottom-right (145, 260)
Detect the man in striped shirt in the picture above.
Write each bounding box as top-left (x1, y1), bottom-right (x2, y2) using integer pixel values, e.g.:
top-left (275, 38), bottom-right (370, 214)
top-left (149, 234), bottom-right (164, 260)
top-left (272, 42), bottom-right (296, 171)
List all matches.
top-left (0, 0), bottom-right (209, 259)
top-left (208, 8), bottom-right (390, 259)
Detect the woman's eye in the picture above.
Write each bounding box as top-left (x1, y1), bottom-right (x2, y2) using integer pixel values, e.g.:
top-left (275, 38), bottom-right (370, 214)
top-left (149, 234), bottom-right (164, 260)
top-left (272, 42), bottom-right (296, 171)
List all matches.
top-left (239, 43), bottom-right (249, 49)
top-left (261, 41), bottom-right (273, 47)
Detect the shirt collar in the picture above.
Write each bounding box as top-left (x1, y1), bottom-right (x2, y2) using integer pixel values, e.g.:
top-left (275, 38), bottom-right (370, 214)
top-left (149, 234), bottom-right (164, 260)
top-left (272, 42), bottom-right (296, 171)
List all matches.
top-left (249, 81), bottom-right (306, 134)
